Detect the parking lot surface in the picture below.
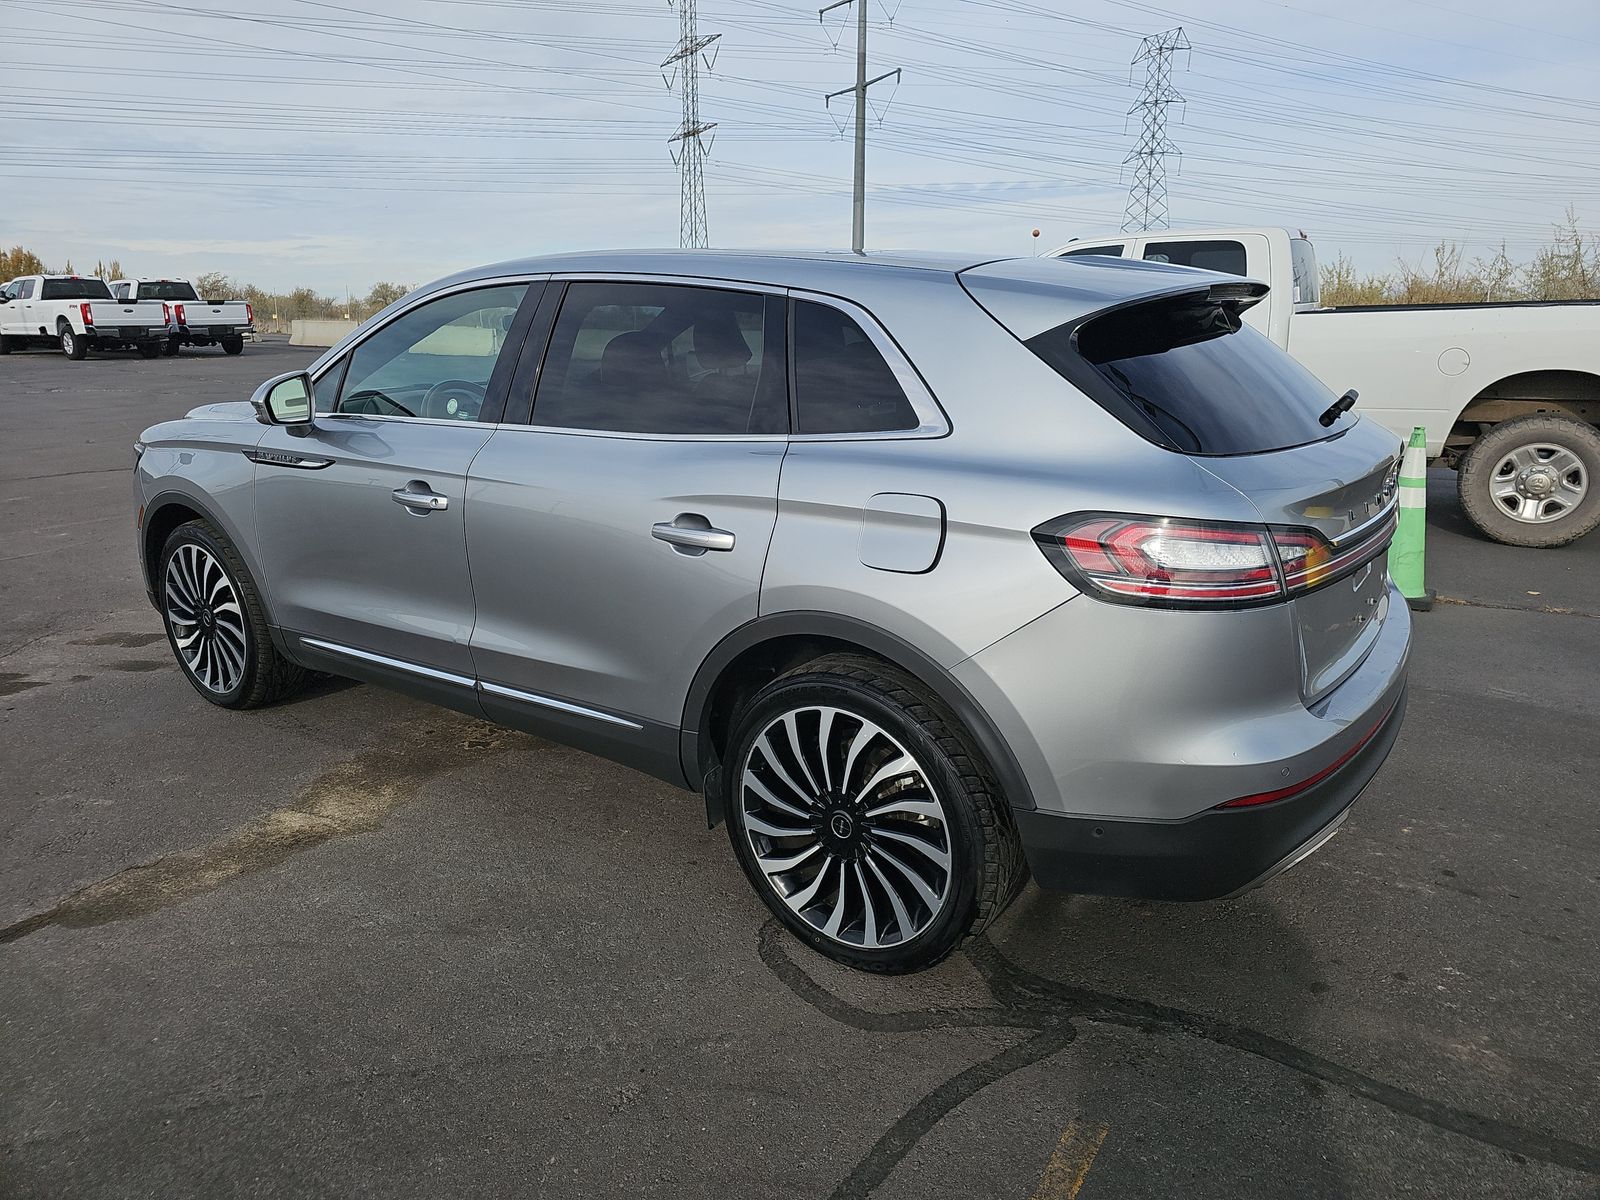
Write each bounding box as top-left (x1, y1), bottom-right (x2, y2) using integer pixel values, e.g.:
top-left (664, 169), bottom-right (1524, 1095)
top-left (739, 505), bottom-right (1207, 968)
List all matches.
top-left (2, 342), bottom-right (1597, 1198)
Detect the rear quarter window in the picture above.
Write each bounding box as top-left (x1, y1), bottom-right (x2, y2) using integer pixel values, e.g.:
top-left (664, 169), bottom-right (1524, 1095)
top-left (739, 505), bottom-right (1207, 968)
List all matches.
top-left (1026, 291), bottom-right (1350, 456)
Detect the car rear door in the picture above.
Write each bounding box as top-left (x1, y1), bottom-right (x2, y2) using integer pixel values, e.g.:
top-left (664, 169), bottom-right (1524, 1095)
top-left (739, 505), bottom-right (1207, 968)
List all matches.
top-left (464, 277), bottom-right (788, 775)
top-left (253, 279), bottom-right (541, 693)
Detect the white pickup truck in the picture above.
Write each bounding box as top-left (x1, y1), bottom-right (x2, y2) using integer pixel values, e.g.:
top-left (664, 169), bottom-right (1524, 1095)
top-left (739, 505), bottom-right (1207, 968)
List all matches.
top-left (1046, 228), bottom-right (1600, 547)
top-left (0, 275), bottom-right (172, 360)
top-left (112, 279), bottom-right (253, 355)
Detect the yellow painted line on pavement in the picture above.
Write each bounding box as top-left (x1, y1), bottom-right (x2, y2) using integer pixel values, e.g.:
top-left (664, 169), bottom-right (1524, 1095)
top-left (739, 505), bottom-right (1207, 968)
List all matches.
top-left (1030, 1119), bottom-right (1110, 1200)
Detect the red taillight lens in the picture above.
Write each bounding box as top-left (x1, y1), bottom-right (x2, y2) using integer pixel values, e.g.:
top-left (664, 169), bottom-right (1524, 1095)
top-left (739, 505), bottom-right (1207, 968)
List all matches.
top-left (1036, 515), bottom-right (1283, 607)
top-left (245, 302), bottom-right (254, 325)
top-left (175, 303), bottom-right (187, 325)
top-left (80, 302), bottom-right (94, 326)
top-left (162, 302), bottom-right (172, 325)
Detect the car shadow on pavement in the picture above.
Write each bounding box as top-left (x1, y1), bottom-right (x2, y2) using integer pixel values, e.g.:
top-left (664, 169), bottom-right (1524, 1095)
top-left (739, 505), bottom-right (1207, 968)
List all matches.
top-left (758, 885), bottom-right (1600, 1198)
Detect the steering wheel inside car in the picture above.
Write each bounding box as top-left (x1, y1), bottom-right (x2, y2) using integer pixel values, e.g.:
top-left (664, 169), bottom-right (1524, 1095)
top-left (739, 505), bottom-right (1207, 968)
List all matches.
top-left (422, 379), bottom-right (487, 421)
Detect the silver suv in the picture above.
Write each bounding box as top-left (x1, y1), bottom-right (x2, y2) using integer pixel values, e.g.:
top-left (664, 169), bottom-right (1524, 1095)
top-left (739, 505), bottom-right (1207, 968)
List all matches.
top-left (133, 251), bottom-right (1410, 973)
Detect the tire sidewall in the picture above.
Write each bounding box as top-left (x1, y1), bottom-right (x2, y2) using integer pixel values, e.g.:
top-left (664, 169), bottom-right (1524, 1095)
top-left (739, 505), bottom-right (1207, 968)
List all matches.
top-left (158, 523), bottom-right (258, 707)
top-left (1460, 417), bottom-right (1600, 547)
top-left (724, 673), bottom-right (986, 972)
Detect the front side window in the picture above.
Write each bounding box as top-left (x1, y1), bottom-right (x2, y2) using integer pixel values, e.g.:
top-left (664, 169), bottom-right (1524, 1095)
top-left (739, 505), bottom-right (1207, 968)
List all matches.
top-left (112, 282), bottom-right (130, 301)
top-left (1142, 239), bottom-right (1248, 277)
top-left (328, 284), bottom-right (527, 422)
top-left (18, 280), bottom-right (36, 300)
top-left (791, 300), bottom-right (920, 435)
top-left (532, 281), bottom-right (785, 435)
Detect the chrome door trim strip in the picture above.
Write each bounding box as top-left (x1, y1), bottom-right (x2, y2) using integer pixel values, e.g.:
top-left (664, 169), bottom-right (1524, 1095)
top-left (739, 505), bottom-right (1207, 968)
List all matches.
top-left (298, 636), bottom-right (476, 688)
top-left (477, 680), bottom-right (643, 730)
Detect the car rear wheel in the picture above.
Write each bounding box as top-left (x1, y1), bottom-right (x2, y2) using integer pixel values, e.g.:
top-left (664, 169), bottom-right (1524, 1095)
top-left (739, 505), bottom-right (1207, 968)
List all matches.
top-left (58, 324), bottom-right (86, 360)
top-left (221, 335), bottom-right (244, 355)
top-left (724, 653), bottom-right (1026, 974)
top-left (0, 334), bottom-right (12, 355)
top-left (1458, 414), bottom-right (1600, 547)
top-left (137, 342), bottom-right (161, 360)
top-left (159, 520), bottom-right (307, 708)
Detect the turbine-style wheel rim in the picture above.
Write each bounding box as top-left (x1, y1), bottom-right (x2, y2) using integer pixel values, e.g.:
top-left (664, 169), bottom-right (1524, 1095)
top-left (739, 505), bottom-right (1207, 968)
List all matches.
top-left (1490, 442), bottom-right (1588, 524)
top-left (164, 543), bottom-right (248, 694)
top-left (740, 706), bottom-right (952, 949)
top-left (60, 331), bottom-right (73, 352)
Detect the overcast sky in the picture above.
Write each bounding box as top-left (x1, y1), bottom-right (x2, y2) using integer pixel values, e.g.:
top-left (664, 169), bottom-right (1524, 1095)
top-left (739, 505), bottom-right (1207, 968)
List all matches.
top-left (4, 0), bottom-right (1598, 293)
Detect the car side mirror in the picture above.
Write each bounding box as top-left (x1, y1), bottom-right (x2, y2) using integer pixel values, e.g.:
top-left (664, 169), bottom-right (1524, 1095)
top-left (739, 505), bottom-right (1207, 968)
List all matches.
top-left (0, 295), bottom-right (10, 305)
top-left (250, 370), bottom-right (315, 431)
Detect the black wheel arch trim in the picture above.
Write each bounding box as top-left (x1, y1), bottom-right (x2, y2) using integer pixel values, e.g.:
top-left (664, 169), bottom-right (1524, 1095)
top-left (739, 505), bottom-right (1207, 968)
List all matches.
top-left (681, 611), bottom-right (1037, 826)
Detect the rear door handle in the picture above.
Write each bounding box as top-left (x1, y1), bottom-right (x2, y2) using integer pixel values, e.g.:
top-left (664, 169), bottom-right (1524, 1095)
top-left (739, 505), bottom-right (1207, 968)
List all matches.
top-left (652, 517), bottom-right (735, 554)
top-left (392, 484), bottom-right (448, 512)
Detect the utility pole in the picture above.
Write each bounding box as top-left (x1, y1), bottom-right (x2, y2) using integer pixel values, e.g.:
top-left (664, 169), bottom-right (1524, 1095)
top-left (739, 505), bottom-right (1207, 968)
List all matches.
top-left (1121, 27), bottom-right (1190, 234)
top-left (821, 0), bottom-right (900, 253)
top-left (664, 0), bottom-right (720, 248)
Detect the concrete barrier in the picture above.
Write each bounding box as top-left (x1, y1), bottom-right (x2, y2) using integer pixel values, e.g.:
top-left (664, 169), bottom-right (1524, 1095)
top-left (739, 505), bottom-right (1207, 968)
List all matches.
top-left (289, 319), bottom-right (359, 347)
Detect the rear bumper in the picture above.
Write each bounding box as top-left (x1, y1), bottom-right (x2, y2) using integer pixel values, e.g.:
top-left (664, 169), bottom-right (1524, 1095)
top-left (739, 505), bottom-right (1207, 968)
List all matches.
top-left (1015, 686), bottom-right (1407, 900)
top-left (86, 327), bottom-right (165, 343)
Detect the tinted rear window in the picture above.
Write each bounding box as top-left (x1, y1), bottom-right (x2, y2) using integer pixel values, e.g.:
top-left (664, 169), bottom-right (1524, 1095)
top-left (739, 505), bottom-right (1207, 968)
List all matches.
top-left (1026, 292), bottom-right (1350, 455)
top-left (41, 279), bottom-right (113, 301)
top-left (136, 281), bottom-right (200, 301)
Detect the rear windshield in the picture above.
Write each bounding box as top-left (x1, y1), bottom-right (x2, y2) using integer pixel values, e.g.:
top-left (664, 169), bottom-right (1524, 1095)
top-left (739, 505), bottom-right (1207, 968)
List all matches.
top-left (136, 281), bottom-right (200, 301)
top-left (41, 278), bottom-right (113, 301)
top-left (1026, 292), bottom-right (1350, 455)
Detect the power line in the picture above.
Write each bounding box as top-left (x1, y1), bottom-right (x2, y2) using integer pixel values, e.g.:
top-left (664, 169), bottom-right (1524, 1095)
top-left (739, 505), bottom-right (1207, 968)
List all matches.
top-left (1122, 26), bottom-right (1189, 232)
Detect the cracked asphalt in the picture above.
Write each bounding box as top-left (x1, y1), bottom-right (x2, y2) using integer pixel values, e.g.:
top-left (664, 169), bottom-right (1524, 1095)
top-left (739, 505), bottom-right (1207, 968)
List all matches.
top-left (2, 341), bottom-right (1597, 1199)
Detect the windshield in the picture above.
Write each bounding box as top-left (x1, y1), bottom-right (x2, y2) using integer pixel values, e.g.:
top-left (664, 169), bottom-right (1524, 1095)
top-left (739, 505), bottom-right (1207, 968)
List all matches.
top-left (136, 281), bottom-right (200, 301)
top-left (1025, 291), bottom-right (1352, 455)
top-left (41, 279), bottom-right (113, 301)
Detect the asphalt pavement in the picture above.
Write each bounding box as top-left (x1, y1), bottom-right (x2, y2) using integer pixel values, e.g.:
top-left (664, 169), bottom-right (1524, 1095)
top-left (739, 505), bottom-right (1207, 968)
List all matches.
top-left (2, 340), bottom-right (1597, 1199)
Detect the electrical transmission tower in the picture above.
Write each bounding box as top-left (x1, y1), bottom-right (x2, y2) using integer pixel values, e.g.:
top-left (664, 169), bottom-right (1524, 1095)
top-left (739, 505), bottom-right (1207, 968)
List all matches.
top-left (821, 0), bottom-right (900, 253)
top-left (664, 0), bottom-right (720, 248)
top-left (1121, 27), bottom-right (1190, 234)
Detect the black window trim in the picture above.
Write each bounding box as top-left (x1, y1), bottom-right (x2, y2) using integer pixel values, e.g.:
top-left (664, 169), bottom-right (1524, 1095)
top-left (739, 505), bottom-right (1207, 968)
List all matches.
top-left (305, 274), bottom-right (547, 428)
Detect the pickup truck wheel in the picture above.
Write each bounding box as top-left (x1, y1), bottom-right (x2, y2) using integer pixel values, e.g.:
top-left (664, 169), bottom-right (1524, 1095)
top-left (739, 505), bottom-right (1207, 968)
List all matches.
top-left (724, 653), bottom-right (1026, 974)
top-left (137, 343), bottom-right (161, 360)
top-left (159, 520), bottom-right (308, 709)
top-left (221, 335), bottom-right (244, 355)
top-left (0, 334), bottom-right (12, 355)
top-left (1458, 415), bottom-right (1600, 547)
top-left (58, 323), bottom-right (87, 360)
top-left (163, 338), bottom-right (180, 357)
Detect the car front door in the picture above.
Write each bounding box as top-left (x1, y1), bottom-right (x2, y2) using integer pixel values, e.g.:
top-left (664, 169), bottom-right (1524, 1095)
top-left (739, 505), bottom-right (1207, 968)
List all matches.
top-left (254, 279), bottom-right (540, 688)
top-left (464, 278), bottom-right (788, 775)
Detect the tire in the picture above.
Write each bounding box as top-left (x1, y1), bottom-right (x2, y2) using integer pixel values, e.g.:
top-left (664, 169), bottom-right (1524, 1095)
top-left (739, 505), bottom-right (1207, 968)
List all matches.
top-left (158, 519), bottom-right (307, 709)
top-left (221, 335), bottom-right (244, 355)
top-left (1457, 414), bottom-right (1600, 548)
top-left (163, 338), bottom-right (180, 357)
top-left (137, 342), bottom-right (161, 360)
top-left (58, 323), bottom-right (86, 360)
top-left (0, 334), bottom-right (12, 355)
top-left (724, 652), bottom-right (1026, 974)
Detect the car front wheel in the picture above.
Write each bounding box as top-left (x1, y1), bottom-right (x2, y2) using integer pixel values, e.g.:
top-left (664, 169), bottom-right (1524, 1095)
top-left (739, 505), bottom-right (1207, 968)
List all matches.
top-left (159, 520), bottom-right (306, 708)
top-left (724, 653), bottom-right (1026, 974)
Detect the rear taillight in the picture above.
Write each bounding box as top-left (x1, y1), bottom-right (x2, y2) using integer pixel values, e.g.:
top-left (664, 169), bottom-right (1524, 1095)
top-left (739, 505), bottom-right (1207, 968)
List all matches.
top-left (1033, 511), bottom-right (1392, 610)
top-left (162, 302), bottom-right (172, 325)
top-left (175, 303), bottom-right (187, 325)
top-left (79, 302), bottom-right (94, 326)
top-left (245, 302), bottom-right (254, 325)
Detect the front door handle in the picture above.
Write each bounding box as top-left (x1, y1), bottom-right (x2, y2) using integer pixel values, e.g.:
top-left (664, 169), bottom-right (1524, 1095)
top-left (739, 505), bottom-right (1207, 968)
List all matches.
top-left (652, 516), bottom-right (735, 555)
top-left (392, 484), bottom-right (448, 512)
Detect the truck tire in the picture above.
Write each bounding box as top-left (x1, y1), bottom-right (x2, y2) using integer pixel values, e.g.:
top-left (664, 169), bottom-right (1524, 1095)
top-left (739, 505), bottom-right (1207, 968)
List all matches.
top-left (1458, 414), bottom-right (1600, 548)
top-left (221, 335), bottom-right (244, 355)
top-left (0, 334), bottom-right (12, 355)
top-left (163, 338), bottom-right (180, 357)
top-left (58, 322), bottom-right (87, 360)
top-left (138, 342), bottom-right (162, 360)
